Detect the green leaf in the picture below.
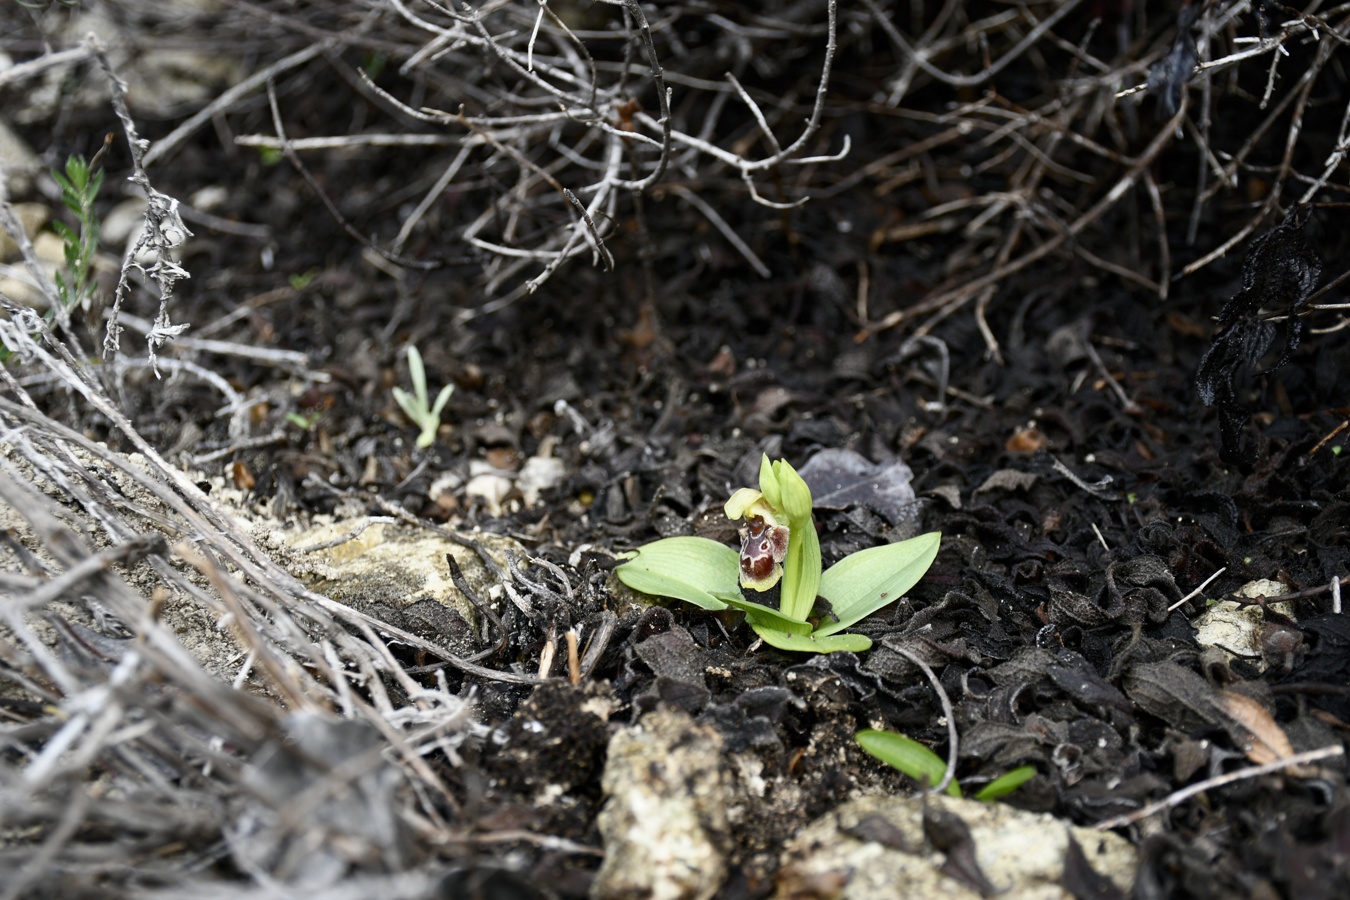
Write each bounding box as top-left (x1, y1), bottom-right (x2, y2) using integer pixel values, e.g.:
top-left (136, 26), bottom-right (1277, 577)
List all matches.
top-left (973, 765), bottom-right (1036, 801)
top-left (779, 511), bottom-right (821, 621)
top-left (714, 592), bottom-right (813, 635)
top-left (615, 536), bottom-right (740, 611)
top-left (429, 383), bottom-right (455, 419)
top-left (815, 532), bottom-right (941, 636)
top-left (753, 627), bottom-right (872, 654)
top-left (391, 386), bottom-right (421, 423)
top-left (64, 155), bottom-right (89, 185)
top-left (856, 728), bottom-right (961, 797)
top-left (406, 345), bottom-right (428, 406)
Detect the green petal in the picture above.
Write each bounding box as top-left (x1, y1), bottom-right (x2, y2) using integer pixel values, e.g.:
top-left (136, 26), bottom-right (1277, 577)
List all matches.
top-left (816, 532), bottom-right (940, 636)
top-left (725, 488), bottom-right (766, 520)
top-left (615, 537), bottom-right (740, 611)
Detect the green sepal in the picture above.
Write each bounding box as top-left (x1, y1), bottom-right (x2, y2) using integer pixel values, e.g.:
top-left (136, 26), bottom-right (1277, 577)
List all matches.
top-left (855, 728), bottom-right (961, 797)
top-left (615, 537), bottom-right (740, 611)
top-left (815, 532), bottom-right (941, 636)
top-left (757, 454), bottom-right (781, 512)
top-left (774, 459), bottom-right (813, 522)
top-left (753, 627), bottom-right (872, 654)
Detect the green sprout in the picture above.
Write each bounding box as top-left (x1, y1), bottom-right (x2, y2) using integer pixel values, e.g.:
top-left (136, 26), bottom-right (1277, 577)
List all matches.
top-left (856, 729), bottom-right (1036, 801)
top-left (391, 344), bottom-right (453, 449)
top-left (285, 411), bottom-right (321, 431)
top-left (51, 153), bottom-right (105, 312)
top-left (363, 52), bottom-right (389, 80)
top-left (615, 454), bottom-right (941, 654)
top-left (2, 152), bottom-right (105, 364)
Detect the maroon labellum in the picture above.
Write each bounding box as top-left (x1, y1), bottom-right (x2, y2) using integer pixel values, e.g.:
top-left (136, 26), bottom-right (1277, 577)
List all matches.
top-left (739, 514), bottom-right (790, 589)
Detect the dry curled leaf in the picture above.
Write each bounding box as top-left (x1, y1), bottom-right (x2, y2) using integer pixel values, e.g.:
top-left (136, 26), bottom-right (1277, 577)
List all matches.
top-left (1217, 690), bottom-right (1306, 773)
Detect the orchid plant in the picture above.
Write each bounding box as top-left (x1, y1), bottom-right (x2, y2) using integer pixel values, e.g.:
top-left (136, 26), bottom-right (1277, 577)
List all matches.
top-left (616, 455), bottom-right (940, 653)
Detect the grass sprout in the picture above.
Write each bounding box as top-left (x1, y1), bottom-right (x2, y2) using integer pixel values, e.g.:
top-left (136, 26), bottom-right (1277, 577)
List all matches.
top-left (391, 344), bottom-right (453, 449)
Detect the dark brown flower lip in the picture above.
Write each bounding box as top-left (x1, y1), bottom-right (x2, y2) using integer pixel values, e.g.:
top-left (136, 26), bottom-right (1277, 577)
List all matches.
top-left (739, 515), bottom-right (789, 586)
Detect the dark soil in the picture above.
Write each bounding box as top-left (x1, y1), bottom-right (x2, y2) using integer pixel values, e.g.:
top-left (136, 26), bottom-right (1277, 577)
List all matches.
top-left (5, 2), bottom-right (1350, 898)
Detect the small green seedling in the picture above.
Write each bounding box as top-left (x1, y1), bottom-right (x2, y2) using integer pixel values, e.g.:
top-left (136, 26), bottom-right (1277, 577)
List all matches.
top-left (615, 454), bottom-right (940, 653)
top-left (391, 345), bottom-right (453, 449)
top-left (285, 410), bottom-right (321, 431)
top-left (856, 728), bottom-right (1036, 801)
top-left (51, 153), bottom-right (104, 312)
top-left (2, 152), bottom-right (105, 364)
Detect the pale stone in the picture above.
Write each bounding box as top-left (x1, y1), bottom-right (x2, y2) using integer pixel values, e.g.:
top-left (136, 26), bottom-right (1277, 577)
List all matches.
top-left (594, 709), bottom-right (730, 900)
top-left (776, 793), bottom-right (1136, 899)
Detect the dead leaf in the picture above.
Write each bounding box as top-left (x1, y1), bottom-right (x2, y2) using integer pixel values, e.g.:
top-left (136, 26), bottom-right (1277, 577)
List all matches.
top-left (798, 448), bottom-right (917, 525)
top-left (230, 459), bottom-right (255, 491)
top-left (1006, 426), bottom-right (1047, 454)
top-left (1217, 690), bottom-right (1305, 773)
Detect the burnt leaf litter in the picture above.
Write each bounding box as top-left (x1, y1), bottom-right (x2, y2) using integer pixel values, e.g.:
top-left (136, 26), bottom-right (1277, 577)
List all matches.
top-left (4, 1), bottom-right (1350, 898)
top-left (1196, 211), bottom-right (1324, 466)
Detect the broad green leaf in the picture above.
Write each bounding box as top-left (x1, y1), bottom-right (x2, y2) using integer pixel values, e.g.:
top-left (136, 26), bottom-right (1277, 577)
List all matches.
top-left (753, 626), bottom-right (872, 654)
top-left (973, 765), bottom-right (1037, 801)
top-left (856, 728), bottom-right (961, 797)
top-left (779, 511), bottom-right (821, 621)
top-left (713, 591), bottom-right (812, 635)
top-left (757, 454), bottom-right (782, 512)
top-left (615, 536), bottom-right (739, 611)
top-left (816, 532), bottom-right (941, 636)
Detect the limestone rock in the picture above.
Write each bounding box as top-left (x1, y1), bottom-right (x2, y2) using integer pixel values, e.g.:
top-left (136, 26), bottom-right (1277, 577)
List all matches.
top-left (594, 708), bottom-right (731, 900)
top-left (776, 793), bottom-right (1136, 899)
top-left (267, 519), bottom-right (524, 649)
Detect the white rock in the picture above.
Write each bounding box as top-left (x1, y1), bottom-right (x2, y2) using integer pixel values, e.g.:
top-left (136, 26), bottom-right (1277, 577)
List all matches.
top-left (517, 455), bottom-right (566, 506)
top-left (778, 793), bottom-right (1136, 899)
